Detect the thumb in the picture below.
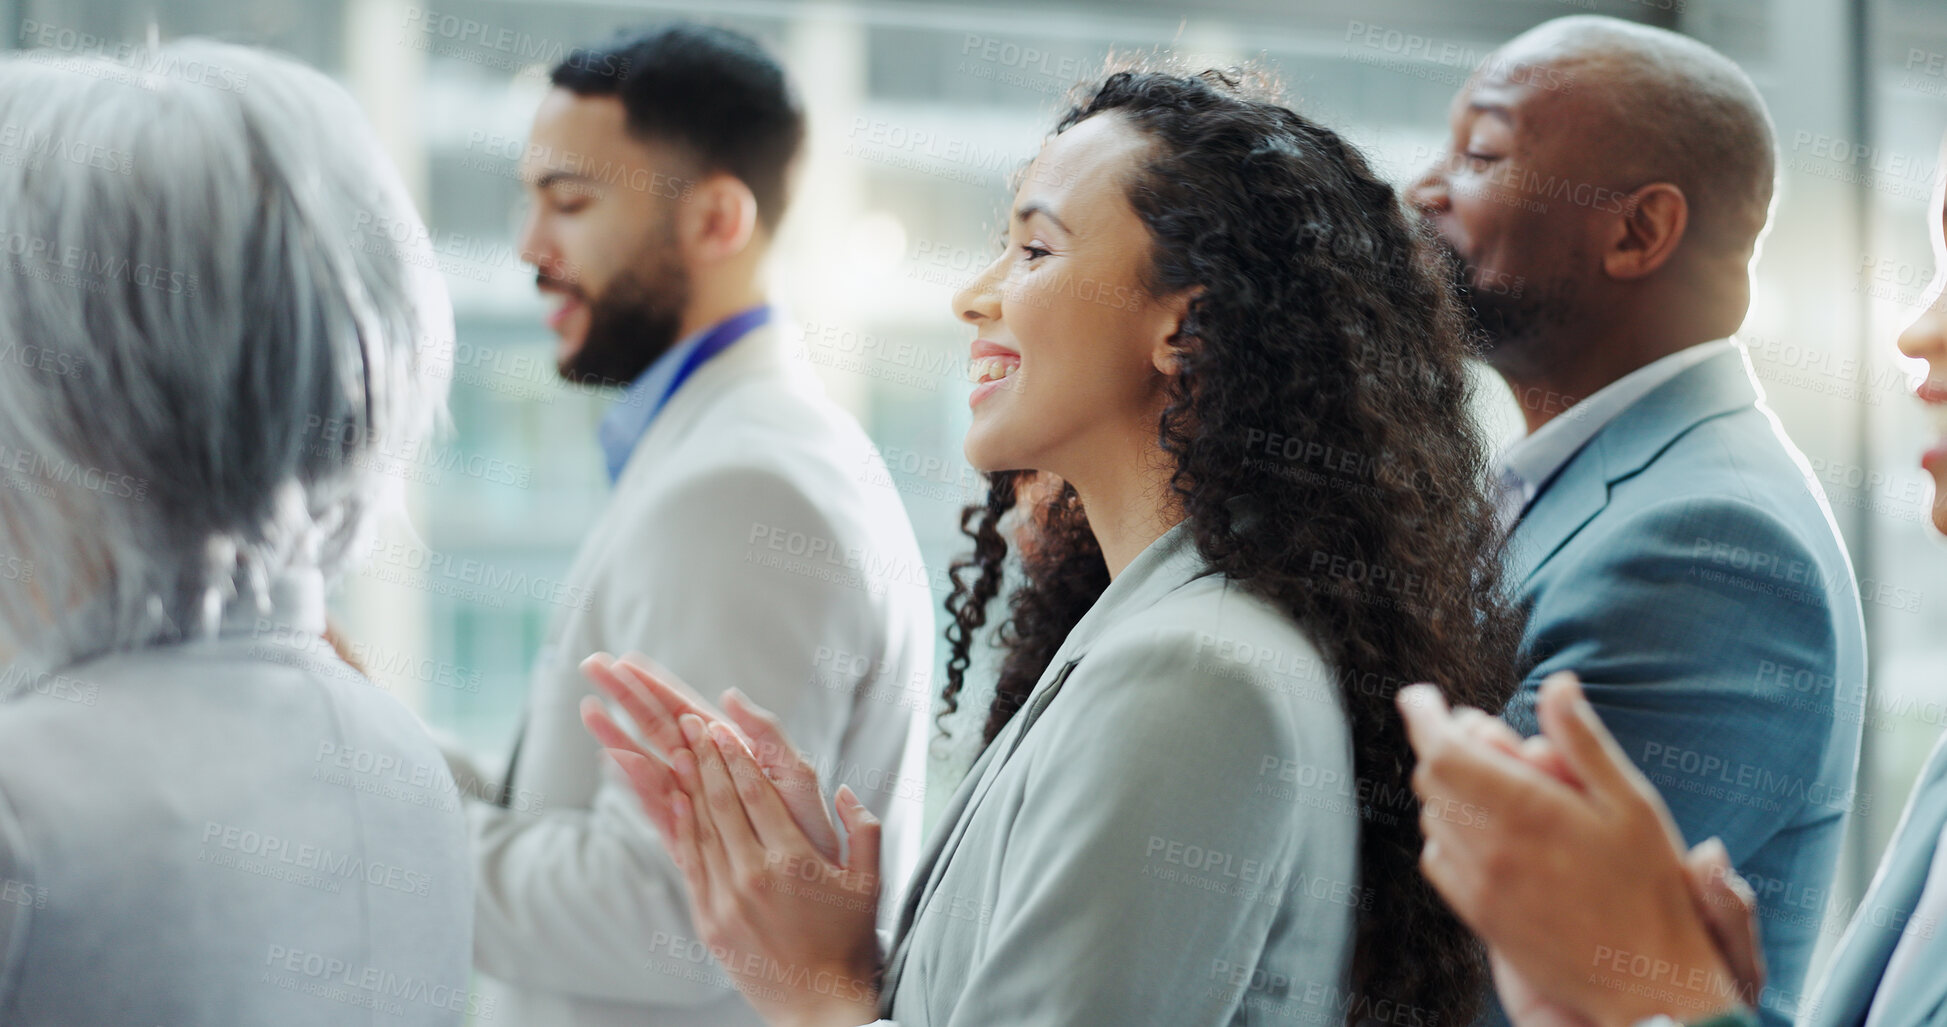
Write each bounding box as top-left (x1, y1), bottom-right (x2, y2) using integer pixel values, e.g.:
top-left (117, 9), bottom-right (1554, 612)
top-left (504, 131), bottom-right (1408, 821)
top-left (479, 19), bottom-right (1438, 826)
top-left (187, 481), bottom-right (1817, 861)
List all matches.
top-left (837, 784), bottom-right (882, 887)
top-left (723, 688), bottom-right (799, 777)
top-left (1534, 672), bottom-right (1635, 800)
top-left (1396, 683), bottom-right (1453, 759)
top-left (1684, 837), bottom-right (1766, 1003)
top-left (1540, 672), bottom-right (1689, 856)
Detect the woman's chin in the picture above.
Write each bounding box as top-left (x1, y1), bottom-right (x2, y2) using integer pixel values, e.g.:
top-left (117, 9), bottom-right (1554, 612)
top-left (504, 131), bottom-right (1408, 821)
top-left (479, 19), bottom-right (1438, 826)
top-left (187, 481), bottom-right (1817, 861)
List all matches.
top-left (962, 423), bottom-right (1018, 480)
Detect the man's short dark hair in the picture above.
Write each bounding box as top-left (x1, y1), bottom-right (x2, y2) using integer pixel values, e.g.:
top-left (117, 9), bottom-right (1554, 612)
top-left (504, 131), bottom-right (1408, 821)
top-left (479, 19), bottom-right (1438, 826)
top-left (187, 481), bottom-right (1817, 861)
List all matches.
top-left (552, 23), bottom-right (804, 232)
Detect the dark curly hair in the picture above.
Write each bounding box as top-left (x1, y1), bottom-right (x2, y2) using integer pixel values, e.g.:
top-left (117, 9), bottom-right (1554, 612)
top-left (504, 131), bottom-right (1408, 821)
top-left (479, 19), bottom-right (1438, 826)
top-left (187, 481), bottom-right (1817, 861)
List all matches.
top-left (940, 65), bottom-right (1524, 1026)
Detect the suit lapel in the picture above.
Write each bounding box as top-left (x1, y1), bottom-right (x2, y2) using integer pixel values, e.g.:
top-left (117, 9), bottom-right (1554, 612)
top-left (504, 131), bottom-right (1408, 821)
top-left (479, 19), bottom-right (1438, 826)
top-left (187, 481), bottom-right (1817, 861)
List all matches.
top-left (877, 659), bottom-right (1080, 1007)
top-left (1868, 913), bottom-right (1947, 1027)
top-left (876, 523), bottom-right (1211, 1013)
top-left (504, 326), bottom-right (794, 790)
top-left (614, 324), bottom-right (793, 491)
top-left (1510, 347), bottom-right (1761, 585)
top-left (1506, 449), bottom-right (1609, 585)
top-left (1810, 737), bottom-right (1947, 1027)
top-left (877, 735), bottom-right (995, 997)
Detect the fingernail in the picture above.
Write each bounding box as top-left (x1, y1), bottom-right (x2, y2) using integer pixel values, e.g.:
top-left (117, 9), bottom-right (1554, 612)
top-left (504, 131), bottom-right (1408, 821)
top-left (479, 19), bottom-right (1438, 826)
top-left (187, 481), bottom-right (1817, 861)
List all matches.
top-left (680, 714), bottom-right (704, 744)
top-left (1544, 672), bottom-right (1595, 718)
top-left (1573, 690), bottom-right (1602, 725)
top-left (708, 721), bottom-right (737, 748)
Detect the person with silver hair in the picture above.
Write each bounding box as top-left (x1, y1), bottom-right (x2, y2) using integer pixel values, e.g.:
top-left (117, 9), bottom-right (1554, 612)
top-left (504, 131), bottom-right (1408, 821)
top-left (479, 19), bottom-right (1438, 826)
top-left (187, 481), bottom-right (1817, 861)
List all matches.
top-left (0, 41), bottom-right (475, 1025)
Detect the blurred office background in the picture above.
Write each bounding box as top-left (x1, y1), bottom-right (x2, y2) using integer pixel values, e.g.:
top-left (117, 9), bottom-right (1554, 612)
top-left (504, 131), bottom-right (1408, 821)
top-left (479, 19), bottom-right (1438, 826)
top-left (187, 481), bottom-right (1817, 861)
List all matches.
top-left (15, 0), bottom-right (1947, 978)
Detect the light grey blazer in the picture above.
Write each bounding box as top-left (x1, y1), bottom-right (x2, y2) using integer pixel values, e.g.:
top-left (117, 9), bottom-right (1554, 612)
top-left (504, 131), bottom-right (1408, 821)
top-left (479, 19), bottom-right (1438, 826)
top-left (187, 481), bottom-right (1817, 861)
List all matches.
top-left (0, 572), bottom-right (475, 1026)
top-left (1806, 733), bottom-right (1947, 1027)
top-left (877, 522), bottom-right (1362, 1026)
top-left (452, 323), bottom-right (934, 1027)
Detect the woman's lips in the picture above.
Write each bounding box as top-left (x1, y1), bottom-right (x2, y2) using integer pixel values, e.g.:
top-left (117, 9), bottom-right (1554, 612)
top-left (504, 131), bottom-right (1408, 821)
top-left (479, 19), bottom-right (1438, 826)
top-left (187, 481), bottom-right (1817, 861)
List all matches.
top-left (967, 340), bottom-right (1021, 408)
top-left (1922, 392), bottom-right (1947, 474)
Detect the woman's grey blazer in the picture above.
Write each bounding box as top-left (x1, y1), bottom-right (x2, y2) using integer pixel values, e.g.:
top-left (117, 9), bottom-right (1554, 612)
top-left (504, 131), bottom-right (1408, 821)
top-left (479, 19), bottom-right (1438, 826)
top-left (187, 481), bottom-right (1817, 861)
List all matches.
top-left (0, 572), bottom-right (475, 1025)
top-left (877, 522), bottom-right (1363, 1025)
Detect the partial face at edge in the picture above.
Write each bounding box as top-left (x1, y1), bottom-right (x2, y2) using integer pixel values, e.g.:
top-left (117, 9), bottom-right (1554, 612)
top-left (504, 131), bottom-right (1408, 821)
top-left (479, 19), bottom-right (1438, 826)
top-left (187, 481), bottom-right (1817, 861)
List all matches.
top-left (1896, 139), bottom-right (1947, 536)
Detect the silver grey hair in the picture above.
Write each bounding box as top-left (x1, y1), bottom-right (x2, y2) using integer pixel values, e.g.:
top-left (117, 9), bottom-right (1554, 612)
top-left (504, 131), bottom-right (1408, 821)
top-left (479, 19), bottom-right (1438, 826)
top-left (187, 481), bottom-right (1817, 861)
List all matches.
top-left (0, 40), bottom-right (451, 667)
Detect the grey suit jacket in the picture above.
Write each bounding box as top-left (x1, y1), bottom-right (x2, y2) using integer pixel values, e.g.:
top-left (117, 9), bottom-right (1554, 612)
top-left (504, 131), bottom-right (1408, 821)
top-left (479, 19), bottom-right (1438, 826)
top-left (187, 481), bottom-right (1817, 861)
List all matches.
top-left (1807, 734), bottom-right (1947, 1027)
top-left (876, 522), bottom-right (1363, 1026)
top-left (0, 572), bottom-right (475, 1025)
top-left (1498, 348), bottom-right (1867, 1027)
top-left (456, 324), bottom-right (934, 1027)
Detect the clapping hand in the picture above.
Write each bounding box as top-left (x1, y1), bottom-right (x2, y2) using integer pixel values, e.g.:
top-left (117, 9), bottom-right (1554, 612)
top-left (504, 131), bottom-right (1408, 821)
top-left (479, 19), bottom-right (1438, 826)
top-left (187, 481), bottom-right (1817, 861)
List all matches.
top-left (579, 653), bottom-right (885, 1027)
top-left (1398, 673), bottom-right (1763, 1027)
top-left (580, 653), bottom-right (839, 860)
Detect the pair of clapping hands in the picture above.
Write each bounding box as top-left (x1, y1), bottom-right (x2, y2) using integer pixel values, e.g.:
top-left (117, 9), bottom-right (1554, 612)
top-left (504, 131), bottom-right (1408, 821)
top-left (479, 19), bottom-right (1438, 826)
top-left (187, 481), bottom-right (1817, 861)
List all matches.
top-left (578, 653), bottom-right (886, 1027)
top-left (1399, 672), bottom-right (1767, 1027)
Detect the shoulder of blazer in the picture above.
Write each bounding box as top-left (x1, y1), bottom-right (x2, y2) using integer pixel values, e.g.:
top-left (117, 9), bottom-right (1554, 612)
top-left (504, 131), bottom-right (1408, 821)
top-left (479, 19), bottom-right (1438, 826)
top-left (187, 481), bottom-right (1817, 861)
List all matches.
top-left (665, 326), bottom-right (814, 429)
top-left (1071, 575), bottom-right (1338, 710)
top-left (1593, 346), bottom-right (1762, 487)
top-left (1510, 348), bottom-right (1763, 583)
top-left (1597, 406), bottom-right (1842, 542)
top-left (610, 334), bottom-right (856, 504)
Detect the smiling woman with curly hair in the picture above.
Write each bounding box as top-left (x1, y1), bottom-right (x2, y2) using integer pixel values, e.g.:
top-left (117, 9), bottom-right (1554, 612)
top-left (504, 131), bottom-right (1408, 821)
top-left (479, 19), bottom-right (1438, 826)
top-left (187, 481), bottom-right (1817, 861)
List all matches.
top-left (583, 60), bottom-right (1524, 1027)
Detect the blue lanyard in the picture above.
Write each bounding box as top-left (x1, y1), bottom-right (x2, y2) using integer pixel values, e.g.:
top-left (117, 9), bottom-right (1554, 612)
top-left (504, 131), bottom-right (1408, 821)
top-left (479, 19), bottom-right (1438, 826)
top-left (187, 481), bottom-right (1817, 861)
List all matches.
top-left (651, 304), bottom-right (772, 422)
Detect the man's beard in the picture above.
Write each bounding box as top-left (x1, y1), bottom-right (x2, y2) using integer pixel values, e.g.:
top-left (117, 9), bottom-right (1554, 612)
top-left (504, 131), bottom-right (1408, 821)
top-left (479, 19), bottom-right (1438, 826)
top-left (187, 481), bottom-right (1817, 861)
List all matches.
top-left (1429, 234), bottom-right (1565, 366)
top-left (555, 235), bottom-right (690, 387)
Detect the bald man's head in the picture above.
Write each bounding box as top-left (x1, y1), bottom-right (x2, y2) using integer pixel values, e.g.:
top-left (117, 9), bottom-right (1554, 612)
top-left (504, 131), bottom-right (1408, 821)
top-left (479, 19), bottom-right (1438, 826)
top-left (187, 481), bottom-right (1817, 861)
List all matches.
top-left (1408, 16), bottom-right (1776, 396)
top-left (1509, 15), bottom-right (1776, 258)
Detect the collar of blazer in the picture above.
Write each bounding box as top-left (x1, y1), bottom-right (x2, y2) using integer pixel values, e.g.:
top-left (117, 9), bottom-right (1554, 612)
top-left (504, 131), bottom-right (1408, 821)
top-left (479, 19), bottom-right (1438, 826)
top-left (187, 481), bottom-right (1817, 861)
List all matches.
top-left (1505, 346), bottom-right (1762, 585)
top-left (1807, 735), bottom-right (1947, 1027)
top-left (608, 322), bottom-right (799, 492)
top-left (1041, 518), bottom-right (1214, 669)
top-left (44, 565), bottom-right (329, 677)
top-left (878, 519), bottom-right (1214, 1010)
top-left (215, 567), bottom-right (327, 639)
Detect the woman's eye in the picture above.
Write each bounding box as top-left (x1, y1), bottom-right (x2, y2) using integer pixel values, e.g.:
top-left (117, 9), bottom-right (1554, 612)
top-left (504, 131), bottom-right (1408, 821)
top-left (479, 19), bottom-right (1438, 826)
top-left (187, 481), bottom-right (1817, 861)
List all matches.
top-left (1463, 152), bottom-right (1498, 171)
top-left (1020, 244), bottom-right (1051, 261)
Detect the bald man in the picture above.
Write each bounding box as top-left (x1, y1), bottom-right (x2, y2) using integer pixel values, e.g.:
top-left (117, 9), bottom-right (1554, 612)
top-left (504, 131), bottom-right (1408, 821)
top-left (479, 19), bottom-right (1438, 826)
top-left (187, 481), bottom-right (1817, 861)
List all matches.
top-left (1408, 17), bottom-right (1866, 1027)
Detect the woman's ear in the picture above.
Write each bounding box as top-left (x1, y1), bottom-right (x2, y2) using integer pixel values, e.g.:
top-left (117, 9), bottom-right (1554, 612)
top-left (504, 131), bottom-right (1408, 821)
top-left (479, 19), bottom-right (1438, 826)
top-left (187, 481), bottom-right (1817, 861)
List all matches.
top-left (1151, 287), bottom-right (1202, 375)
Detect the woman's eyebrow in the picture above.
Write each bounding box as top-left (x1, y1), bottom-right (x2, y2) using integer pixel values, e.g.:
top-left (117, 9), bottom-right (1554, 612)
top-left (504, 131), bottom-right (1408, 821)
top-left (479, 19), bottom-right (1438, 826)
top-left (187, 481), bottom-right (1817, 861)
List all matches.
top-left (1014, 200), bottom-right (1071, 234)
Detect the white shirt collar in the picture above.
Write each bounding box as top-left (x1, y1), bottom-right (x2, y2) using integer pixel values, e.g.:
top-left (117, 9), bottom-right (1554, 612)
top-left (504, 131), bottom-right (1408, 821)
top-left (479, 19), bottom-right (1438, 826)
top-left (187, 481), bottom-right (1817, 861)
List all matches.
top-left (1497, 339), bottom-right (1737, 517)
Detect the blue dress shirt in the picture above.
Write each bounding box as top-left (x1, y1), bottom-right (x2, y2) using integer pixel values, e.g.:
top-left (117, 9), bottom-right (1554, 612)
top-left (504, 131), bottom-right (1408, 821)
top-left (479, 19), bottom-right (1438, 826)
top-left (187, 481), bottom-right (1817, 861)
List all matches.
top-left (595, 305), bottom-right (770, 483)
